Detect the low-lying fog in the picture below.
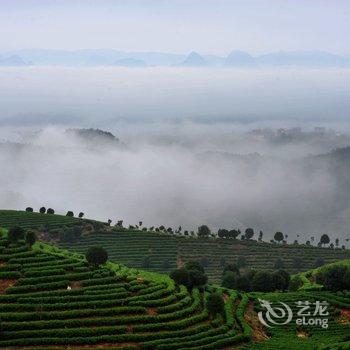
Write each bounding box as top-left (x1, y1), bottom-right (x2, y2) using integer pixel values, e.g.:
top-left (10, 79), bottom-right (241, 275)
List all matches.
top-left (0, 67), bottom-right (350, 242)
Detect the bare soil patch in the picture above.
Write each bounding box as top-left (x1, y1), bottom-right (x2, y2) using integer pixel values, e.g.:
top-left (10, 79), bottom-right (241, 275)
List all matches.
top-left (0, 279), bottom-right (17, 294)
top-left (338, 309), bottom-right (350, 324)
top-left (297, 329), bottom-right (309, 338)
top-left (146, 307), bottom-right (158, 315)
top-left (136, 277), bottom-right (144, 284)
top-left (69, 281), bottom-right (83, 290)
top-left (244, 300), bottom-right (269, 342)
top-left (177, 257), bottom-right (184, 268)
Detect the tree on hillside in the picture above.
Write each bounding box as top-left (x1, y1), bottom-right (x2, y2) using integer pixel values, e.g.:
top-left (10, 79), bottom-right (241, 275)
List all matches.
top-left (320, 234), bottom-right (330, 247)
top-left (317, 265), bottom-right (349, 291)
top-left (245, 228), bottom-right (254, 240)
top-left (228, 229), bottom-right (240, 239)
top-left (198, 225), bottom-right (211, 238)
top-left (258, 230), bottom-right (263, 242)
top-left (206, 293), bottom-right (224, 318)
top-left (66, 211), bottom-right (74, 217)
top-left (188, 269), bottom-right (208, 288)
top-left (25, 230), bottom-right (37, 247)
top-left (252, 271), bottom-right (274, 292)
top-left (39, 207), bottom-right (46, 214)
top-left (25, 207), bottom-right (33, 212)
top-left (78, 212), bottom-right (84, 218)
top-left (272, 270), bottom-right (290, 291)
top-left (274, 231), bottom-right (284, 243)
top-left (289, 275), bottom-right (303, 291)
top-left (218, 229), bottom-right (229, 239)
top-left (47, 208), bottom-right (55, 214)
top-left (8, 226), bottom-right (25, 243)
top-left (235, 275), bottom-right (252, 292)
top-left (335, 238), bottom-right (339, 248)
top-left (86, 246), bottom-right (108, 268)
top-left (185, 261), bottom-right (204, 273)
top-left (223, 263), bottom-right (240, 276)
top-left (170, 268), bottom-right (189, 286)
top-left (171, 261), bottom-right (207, 289)
top-left (221, 271), bottom-right (237, 289)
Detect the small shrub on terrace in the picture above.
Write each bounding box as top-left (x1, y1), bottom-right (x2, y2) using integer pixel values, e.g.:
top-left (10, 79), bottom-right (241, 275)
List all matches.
top-left (207, 293), bottom-right (224, 318)
top-left (25, 230), bottom-right (37, 247)
top-left (8, 226), bottom-right (25, 243)
top-left (86, 246), bottom-right (108, 268)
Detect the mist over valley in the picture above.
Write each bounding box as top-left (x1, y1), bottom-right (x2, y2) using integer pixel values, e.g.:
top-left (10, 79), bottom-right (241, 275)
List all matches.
top-left (0, 67), bottom-right (349, 242)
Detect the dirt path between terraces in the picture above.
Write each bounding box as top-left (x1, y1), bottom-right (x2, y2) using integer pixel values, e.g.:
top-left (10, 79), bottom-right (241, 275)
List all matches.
top-left (244, 300), bottom-right (269, 342)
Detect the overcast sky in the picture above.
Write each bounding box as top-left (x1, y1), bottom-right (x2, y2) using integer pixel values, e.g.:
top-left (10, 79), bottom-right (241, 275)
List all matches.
top-left (0, 0), bottom-right (349, 55)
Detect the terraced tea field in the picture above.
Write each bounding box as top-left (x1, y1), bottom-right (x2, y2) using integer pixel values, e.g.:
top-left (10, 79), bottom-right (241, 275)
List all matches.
top-left (59, 230), bottom-right (179, 273)
top-left (0, 210), bottom-right (80, 230)
top-left (0, 236), bottom-right (251, 349)
top-left (178, 239), bottom-right (350, 283)
top-left (1, 211), bottom-right (348, 283)
top-left (59, 230), bottom-right (350, 283)
top-left (0, 210), bottom-right (349, 349)
top-left (1, 234), bottom-right (349, 349)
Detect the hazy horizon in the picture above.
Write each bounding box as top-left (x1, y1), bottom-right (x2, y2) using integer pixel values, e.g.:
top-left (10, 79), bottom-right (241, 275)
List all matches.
top-left (1, 0), bottom-right (349, 55)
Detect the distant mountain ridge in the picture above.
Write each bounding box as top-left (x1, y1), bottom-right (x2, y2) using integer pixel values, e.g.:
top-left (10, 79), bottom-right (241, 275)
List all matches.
top-left (0, 54), bottom-right (28, 66)
top-left (1, 49), bottom-right (349, 68)
top-left (179, 51), bottom-right (207, 67)
top-left (224, 50), bottom-right (256, 67)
